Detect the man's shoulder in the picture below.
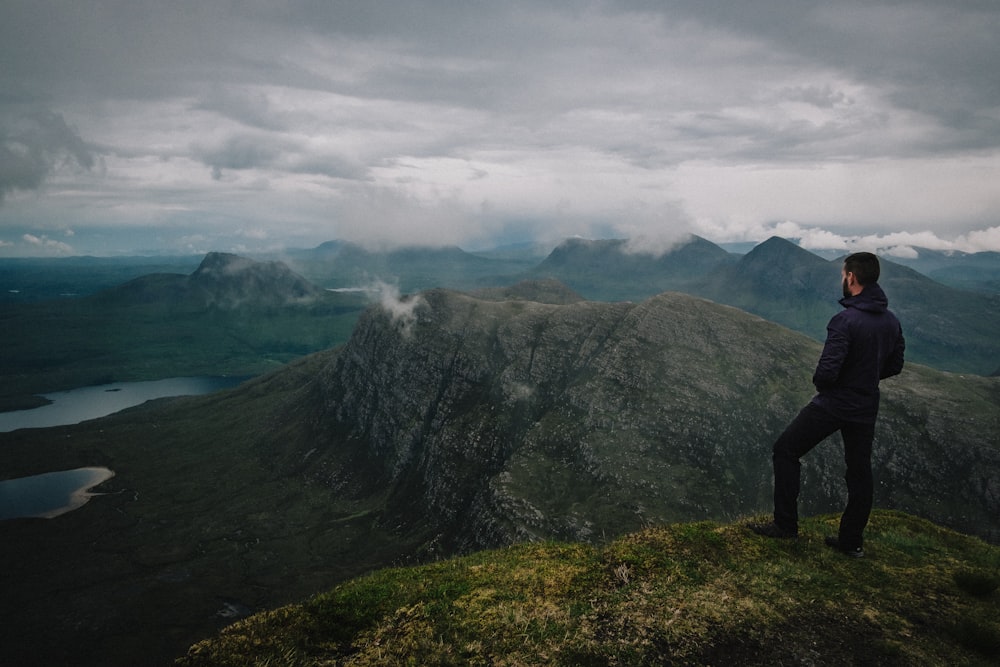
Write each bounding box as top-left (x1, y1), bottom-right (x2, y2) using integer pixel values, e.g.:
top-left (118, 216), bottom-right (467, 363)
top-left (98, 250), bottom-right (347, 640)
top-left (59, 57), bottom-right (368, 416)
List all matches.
top-left (830, 303), bottom-right (899, 327)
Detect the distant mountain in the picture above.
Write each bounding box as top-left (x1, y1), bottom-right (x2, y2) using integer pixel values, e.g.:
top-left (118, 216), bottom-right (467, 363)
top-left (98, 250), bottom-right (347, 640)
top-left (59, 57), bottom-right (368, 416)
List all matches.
top-left (3, 285), bottom-right (996, 665)
top-left (97, 251), bottom-right (323, 309)
top-left (0, 253), bottom-right (366, 398)
top-left (888, 247), bottom-right (1000, 294)
top-left (690, 236), bottom-right (1000, 375)
top-left (188, 252), bottom-right (323, 308)
top-left (468, 240), bottom-right (555, 262)
top-left (689, 236), bottom-right (836, 339)
top-left (528, 235), bottom-right (737, 300)
top-left (283, 241), bottom-right (533, 292)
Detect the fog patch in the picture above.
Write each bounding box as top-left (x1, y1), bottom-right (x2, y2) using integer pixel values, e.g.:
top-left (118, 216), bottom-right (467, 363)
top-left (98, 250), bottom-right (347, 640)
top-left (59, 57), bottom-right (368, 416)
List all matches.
top-left (622, 232), bottom-right (694, 258)
top-left (369, 279), bottom-right (424, 336)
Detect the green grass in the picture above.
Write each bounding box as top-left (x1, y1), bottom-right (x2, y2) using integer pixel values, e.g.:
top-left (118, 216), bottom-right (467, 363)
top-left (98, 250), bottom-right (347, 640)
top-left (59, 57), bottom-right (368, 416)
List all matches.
top-left (178, 510), bottom-right (1000, 666)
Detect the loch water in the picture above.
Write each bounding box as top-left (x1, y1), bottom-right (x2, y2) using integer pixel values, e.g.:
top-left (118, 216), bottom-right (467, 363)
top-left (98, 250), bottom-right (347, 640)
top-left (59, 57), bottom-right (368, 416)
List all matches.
top-left (0, 467), bottom-right (115, 520)
top-left (0, 376), bottom-right (246, 433)
top-left (0, 376), bottom-right (246, 520)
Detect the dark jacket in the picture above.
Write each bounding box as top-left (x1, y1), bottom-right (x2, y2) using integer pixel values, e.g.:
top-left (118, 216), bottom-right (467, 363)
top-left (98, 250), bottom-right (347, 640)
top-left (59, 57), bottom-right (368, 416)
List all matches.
top-left (810, 282), bottom-right (905, 423)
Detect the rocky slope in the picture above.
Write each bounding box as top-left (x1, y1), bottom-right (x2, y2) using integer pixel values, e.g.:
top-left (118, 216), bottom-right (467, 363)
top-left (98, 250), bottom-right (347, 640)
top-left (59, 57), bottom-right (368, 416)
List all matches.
top-left (306, 286), bottom-right (1000, 553)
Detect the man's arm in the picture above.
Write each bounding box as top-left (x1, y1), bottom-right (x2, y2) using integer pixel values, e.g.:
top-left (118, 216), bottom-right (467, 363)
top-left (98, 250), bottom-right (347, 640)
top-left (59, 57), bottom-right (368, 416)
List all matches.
top-left (812, 315), bottom-right (849, 390)
top-left (881, 324), bottom-right (905, 379)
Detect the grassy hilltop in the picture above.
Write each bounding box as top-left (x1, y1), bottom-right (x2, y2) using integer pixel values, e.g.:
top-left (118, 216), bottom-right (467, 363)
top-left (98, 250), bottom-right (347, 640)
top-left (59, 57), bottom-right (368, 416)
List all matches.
top-left (180, 511), bottom-right (1000, 666)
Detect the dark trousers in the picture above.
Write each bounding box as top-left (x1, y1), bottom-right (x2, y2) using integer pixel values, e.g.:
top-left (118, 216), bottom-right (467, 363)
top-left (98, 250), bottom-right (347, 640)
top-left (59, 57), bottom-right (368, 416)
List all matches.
top-left (772, 402), bottom-right (875, 548)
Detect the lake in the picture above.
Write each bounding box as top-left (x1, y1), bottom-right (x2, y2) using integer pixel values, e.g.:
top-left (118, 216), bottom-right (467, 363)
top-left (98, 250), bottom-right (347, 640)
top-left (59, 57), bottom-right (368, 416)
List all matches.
top-left (0, 467), bottom-right (115, 520)
top-left (0, 376), bottom-right (247, 520)
top-left (0, 376), bottom-right (247, 433)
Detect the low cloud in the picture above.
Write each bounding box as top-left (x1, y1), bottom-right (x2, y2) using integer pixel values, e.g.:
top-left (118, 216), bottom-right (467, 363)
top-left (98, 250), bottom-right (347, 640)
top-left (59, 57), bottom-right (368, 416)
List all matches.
top-left (0, 109), bottom-right (95, 201)
top-left (21, 233), bottom-right (75, 256)
top-left (746, 221), bottom-right (1000, 257)
top-left (368, 279), bottom-right (424, 336)
top-left (2, 3), bottom-right (1000, 255)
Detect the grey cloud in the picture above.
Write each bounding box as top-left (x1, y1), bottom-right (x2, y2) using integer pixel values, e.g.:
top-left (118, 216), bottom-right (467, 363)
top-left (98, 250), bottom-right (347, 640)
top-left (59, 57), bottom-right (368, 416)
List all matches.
top-left (2, 0), bottom-right (1000, 255)
top-left (779, 85), bottom-right (853, 109)
top-left (195, 132), bottom-right (368, 182)
top-left (195, 87), bottom-right (288, 133)
top-left (0, 109), bottom-right (95, 200)
top-left (202, 134), bottom-right (283, 172)
top-left (654, 1), bottom-right (1000, 151)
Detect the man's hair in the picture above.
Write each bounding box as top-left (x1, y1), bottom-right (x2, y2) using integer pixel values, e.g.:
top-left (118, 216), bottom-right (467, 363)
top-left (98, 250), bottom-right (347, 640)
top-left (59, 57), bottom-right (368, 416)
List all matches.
top-left (843, 252), bottom-right (880, 286)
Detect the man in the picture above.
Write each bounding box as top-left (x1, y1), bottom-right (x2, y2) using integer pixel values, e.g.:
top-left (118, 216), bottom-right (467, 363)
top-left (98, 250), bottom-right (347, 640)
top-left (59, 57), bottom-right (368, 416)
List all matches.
top-left (751, 252), bottom-right (905, 557)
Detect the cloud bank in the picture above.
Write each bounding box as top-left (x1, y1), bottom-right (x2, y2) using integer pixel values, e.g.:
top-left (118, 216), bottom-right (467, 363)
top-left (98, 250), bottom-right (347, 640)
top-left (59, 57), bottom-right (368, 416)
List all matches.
top-left (1, 1), bottom-right (999, 256)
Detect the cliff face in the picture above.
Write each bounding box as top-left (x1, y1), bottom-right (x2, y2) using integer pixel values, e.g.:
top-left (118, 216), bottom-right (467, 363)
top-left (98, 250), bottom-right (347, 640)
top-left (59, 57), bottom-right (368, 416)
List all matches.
top-left (306, 287), bottom-right (1000, 551)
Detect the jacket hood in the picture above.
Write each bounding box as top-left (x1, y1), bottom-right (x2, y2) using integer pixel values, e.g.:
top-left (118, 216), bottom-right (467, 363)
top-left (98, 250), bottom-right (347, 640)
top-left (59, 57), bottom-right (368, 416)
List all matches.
top-left (840, 282), bottom-right (889, 313)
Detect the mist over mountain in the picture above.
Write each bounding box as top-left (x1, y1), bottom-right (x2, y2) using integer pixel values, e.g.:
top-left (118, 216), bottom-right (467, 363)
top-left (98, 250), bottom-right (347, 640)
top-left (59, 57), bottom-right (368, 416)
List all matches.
top-left (188, 252), bottom-right (323, 308)
top-left (889, 248), bottom-right (1000, 294)
top-left (689, 237), bottom-right (1000, 375)
top-left (3, 234), bottom-right (998, 408)
top-left (520, 234), bottom-right (1000, 375)
top-left (96, 251), bottom-right (323, 309)
top-left (3, 285), bottom-right (996, 665)
top-left (0, 253), bottom-right (365, 400)
top-left (528, 235), bottom-right (736, 301)
top-left (282, 240), bottom-right (535, 292)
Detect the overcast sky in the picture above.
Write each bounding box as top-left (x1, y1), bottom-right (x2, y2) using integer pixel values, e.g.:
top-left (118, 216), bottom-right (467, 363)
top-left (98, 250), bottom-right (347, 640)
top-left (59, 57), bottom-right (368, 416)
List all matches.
top-left (2, 1), bottom-right (999, 257)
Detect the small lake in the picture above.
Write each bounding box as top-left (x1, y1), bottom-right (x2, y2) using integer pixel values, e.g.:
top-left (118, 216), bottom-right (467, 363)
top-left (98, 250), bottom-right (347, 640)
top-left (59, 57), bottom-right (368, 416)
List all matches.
top-left (0, 376), bottom-right (246, 433)
top-left (0, 467), bottom-right (115, 520)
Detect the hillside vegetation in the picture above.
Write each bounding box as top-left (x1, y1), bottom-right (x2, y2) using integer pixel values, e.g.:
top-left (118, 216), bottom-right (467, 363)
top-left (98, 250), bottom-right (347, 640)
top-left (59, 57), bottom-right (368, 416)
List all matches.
top-left (180, 511), bottom-right (1000, 666)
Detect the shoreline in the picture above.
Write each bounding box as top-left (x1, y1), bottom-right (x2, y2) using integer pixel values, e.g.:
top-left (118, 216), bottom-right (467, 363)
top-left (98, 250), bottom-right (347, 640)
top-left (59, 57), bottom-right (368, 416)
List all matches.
top-left (0, 467), bottom-right (116, 521)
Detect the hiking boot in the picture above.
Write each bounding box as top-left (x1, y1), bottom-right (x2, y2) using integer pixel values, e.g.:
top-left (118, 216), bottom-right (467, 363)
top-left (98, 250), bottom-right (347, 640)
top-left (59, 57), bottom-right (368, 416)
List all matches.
top-left (748, 521), bottom-right (798, 539)
top-left (825, 536), bottom-right (864, 558)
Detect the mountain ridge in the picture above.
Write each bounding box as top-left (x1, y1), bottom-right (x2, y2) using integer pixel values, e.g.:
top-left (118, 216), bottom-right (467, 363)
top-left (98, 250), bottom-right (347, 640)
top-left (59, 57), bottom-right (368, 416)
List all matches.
top-left (528, 234), bottom-right (736, 300)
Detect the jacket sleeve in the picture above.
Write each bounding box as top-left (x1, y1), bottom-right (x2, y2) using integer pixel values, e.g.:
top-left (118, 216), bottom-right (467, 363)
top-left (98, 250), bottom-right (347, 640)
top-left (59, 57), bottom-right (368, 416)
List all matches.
top-left (880, 324), bottom-right (905, 379)
top-left (812, 314), bottom-right (849, 390)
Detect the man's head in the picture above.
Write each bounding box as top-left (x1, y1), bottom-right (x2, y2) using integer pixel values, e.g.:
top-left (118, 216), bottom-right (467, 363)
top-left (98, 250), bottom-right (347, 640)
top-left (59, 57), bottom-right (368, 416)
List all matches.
top-left (842, 252), bottom-right (880, 298)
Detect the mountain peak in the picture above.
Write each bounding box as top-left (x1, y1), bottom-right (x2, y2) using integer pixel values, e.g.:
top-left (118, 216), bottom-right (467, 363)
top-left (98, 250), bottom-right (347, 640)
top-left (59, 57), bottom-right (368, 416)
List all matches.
top-left (192, 251), bottom-right (256, 274)
top-left (190, 252), bottom-right (321, 307)
top-left (532, 235), bottom-right (734, 299)
top-left (746, 236), bottom-right (826, 262)
top-left (736, 236), bottom-right (830, 280)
